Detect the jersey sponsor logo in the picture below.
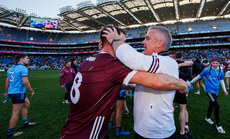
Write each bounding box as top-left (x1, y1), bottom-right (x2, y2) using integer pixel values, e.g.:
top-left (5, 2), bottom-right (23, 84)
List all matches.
top-left (89, 116), bottom-right (105, 139)
top-left (208, 76), bottom-right (218, 80)
top-left (86, 57), bottom-right (96, 62)
top-left (70, 72), bottom-right (82, 104)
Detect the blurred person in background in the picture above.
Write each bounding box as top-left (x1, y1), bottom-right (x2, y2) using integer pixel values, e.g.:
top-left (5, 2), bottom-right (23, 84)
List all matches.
top-left (59, 59), bottom-right (76, 104)
top-left (192, 56), bottom-right (205, 95)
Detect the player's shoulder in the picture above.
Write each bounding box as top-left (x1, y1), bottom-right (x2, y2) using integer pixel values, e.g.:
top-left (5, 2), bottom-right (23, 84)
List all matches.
top-left (18, 64), bottom-right (28, 71)
top-left (203, 66), bottom-right (211, 72)
top-left (88, 53), bottom-right (118, 64)
top-left (159, 55), bottom-right (177, 65)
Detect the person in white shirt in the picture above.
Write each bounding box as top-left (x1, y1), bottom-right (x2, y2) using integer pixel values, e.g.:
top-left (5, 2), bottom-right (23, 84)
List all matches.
top-left (103, 26), bottom-right (189, 139)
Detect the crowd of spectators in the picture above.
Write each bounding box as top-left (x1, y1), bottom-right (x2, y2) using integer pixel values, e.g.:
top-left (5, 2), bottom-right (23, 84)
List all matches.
top-left (0, 47), bottom-right (229, 70)
top-left (0, 47), bottom-right (98, 53)
top-left (169, 48), bottom-right (230, 61)
top-left (172, 38), bottom-right (230, 46)
top-left (0, 55), bottom-right (88, 70)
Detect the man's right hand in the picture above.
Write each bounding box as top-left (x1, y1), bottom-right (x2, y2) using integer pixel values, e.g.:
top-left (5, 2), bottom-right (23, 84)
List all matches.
top-left (4, 92), bottom-right (8, 97)
top-left (179, 79), bottom-right (189, 93)
top-left (102, 27), bottom-right (126, 44)
top-left (61, 85), bottom-right (64, 88)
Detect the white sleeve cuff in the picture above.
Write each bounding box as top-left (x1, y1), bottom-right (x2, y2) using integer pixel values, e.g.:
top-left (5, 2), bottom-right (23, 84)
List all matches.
top-left (123, 71), bottom-right (137, 86)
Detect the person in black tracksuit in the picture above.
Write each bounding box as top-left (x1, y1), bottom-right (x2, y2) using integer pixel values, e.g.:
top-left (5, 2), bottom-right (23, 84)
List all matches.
top-left (71, 58), bottom-right (79, 73)
top-left (173, 52), bottom-right (192, 139)
top-left (192, 56), bottom-right (205, 95)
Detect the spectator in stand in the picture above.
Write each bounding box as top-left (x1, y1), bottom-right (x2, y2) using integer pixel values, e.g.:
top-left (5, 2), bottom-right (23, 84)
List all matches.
top-left (192, 56), bottom-right (205, 95)
top-left (59, 59), bottom-right (76, 104)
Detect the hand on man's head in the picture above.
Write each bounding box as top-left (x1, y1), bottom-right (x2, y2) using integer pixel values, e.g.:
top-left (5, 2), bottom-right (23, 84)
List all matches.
top-left (102, 27), bottom-right (126, 44)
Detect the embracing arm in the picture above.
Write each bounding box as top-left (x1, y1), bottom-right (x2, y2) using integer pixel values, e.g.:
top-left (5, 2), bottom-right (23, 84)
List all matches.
top-left (102, 27), bottom-right (153, 71)
top-left (115, 44), bottom-right (153, 71)
top-left (129, 71), bottom-right (188, 92)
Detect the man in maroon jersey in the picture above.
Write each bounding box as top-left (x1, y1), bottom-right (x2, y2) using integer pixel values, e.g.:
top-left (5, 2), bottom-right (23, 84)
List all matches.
top-left (59, 60), bottom-right (76, 104)
top-left (59, 25), bottom-right (189, 139)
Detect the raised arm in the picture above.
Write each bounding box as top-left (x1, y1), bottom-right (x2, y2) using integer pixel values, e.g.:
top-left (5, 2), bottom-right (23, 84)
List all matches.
top-left (129, 71), bottom-right (188, 92)
top-left (179, 61), bottom-right (193, 68)
top-left (102, 27), bottom-right (153, 71)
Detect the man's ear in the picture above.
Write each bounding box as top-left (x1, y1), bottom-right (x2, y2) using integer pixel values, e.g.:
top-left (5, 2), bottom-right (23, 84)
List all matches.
top-left (157, 40), bottom-right (164, 48)
top-left (99, 39), bottom-right (103, 50)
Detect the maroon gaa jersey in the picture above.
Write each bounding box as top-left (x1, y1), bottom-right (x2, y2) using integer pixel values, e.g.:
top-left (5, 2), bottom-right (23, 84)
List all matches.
top-left (224, 61), bottom-right (230, 71)
top-left (60, 53), bottom-right (134, 139)
top-left (59, 67), bottom-right (76, 85)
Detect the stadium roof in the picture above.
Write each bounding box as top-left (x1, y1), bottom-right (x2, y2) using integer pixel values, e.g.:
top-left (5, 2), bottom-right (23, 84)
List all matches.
top-left (1, 0), bottom-right (230, 33)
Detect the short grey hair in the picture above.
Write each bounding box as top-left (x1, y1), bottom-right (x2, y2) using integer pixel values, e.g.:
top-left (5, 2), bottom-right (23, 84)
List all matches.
top-left (148, 26), bottom-right (172, 51)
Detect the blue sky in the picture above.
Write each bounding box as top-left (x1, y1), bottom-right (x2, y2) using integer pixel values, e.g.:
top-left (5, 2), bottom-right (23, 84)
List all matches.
top-left (0, 0), bottom-right (96, 18)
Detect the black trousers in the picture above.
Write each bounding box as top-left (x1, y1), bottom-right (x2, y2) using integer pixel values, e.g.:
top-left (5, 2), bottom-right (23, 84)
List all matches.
top-left (64, 83), bottom-right (72, 102)
top-left (134, 131), bottom-right (176, 139)
top-left (206, 93), bottom-right (220, 126)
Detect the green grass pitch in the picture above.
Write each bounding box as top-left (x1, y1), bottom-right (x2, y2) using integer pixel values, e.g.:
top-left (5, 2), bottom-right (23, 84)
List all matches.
top-left (0, 70), bottom-right (229, 139)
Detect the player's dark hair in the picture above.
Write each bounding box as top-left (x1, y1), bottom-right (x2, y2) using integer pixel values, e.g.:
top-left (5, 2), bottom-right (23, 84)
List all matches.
top-left (175, 51), bottom-right (183, 59)
top-left (99, 24), bottom-right (127, 45)
top-left (15, 54), bottom-right (28, 63)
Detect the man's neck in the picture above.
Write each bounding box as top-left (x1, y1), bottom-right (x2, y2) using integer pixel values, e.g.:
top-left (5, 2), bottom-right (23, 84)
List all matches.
top-left (175, 58), bottom-right (182, 61)
top-left (18, 61), bottom-right (24, 65)
top-left (100, 44), bottom-right (115, 57)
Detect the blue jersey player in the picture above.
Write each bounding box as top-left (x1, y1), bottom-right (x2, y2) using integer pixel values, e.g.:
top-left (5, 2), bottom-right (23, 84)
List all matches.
top-left (4, 54), bottom-right (36, 138)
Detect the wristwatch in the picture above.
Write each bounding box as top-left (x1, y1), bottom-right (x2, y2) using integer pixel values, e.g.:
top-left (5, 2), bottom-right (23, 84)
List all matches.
top-left (111, 38), bottom-right (121, 45)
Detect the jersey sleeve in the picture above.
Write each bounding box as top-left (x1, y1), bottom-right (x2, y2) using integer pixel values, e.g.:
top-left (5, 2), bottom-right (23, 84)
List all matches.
top-left (21, 66), bottom-right (28, 77)
top-left (108, 59), bottom-right (134, 85)
top-left (220, 71), bottom-right (224, 80)
top-left (116, 44), bottom-right (159, 73)
top-left (200, 67), bottom-right (208, 77)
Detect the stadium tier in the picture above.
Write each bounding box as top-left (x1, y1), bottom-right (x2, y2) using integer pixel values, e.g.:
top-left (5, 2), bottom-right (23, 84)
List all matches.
top-left (1, 19), bottom-right (230, 70)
